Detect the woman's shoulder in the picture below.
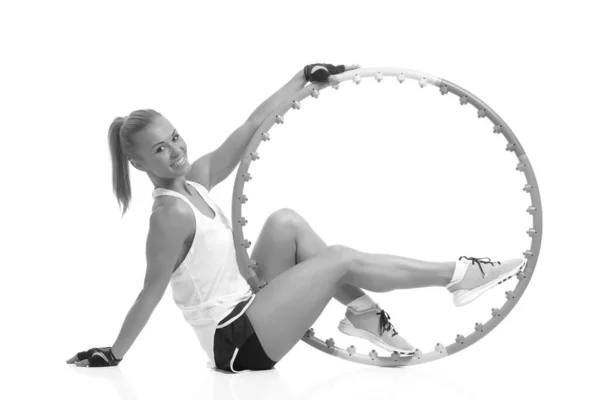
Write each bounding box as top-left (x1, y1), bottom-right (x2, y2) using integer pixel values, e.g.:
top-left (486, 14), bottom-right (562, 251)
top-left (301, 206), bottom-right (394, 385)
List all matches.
top-left (150, 196), bottom-right (195, 234)
top-left (152, 195), bottom-right (194, 216)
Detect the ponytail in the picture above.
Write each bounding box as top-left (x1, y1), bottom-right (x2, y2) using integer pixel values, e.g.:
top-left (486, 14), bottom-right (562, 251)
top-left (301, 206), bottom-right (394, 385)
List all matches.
top-left (107, 109), bottom-right (162, 217)
top-left (108, 117), bottom-right (132, 217)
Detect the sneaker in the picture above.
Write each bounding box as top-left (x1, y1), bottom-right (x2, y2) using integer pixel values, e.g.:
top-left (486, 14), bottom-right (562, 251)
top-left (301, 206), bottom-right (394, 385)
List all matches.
top-left (446, 256), bottom-right (527, 307)
top-left (338, 304), bottom-right (416, 355)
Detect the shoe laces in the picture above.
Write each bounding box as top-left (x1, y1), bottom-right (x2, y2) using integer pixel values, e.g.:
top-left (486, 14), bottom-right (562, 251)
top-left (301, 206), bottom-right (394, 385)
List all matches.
top-left (459, 256), bottom-right (501, 278)
top-left (375, 305), bottom-right (398, 337)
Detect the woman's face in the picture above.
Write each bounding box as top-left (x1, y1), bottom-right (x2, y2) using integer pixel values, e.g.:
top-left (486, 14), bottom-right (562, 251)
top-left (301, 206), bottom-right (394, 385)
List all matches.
top-left (132, 115), bottom-right (191, 178)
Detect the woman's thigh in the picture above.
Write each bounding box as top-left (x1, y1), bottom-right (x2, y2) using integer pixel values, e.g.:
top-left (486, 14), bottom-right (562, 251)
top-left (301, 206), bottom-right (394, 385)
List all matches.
top-left (245, 244), bottom-right (356, 363)
top-left (249, 209), bottom-right (298, 283)
top-left (250, 208), bottom-right (330, 284)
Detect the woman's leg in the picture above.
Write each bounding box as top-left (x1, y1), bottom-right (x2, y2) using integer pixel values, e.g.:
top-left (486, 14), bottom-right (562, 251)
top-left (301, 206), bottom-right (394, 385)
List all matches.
top-left (250, 208), bottom-right (364, 306)
top-left (250, 208), bottom-right (455, 302)
top-left (245, 244), bottom-right (454, 363)
top-left (245, 244), bottom-right (355, 364)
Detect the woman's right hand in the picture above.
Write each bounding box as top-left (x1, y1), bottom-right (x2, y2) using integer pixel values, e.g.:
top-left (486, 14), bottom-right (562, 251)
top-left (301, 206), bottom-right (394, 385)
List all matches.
top-left (305, 63), bottom-right (361, 84)
top-left (66, 346), bottom-right (122, 367)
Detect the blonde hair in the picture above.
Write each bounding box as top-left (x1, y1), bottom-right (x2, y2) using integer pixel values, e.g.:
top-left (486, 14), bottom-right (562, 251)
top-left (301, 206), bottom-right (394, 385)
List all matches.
top-left (107, 109), bottom-right (162, 217)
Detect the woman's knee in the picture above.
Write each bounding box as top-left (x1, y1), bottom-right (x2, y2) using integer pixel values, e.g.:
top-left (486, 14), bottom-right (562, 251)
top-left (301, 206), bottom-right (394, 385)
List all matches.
top-left (267, 208), bottom-right (304, 232)
top-left (326, 244), bottom-right (360, 268)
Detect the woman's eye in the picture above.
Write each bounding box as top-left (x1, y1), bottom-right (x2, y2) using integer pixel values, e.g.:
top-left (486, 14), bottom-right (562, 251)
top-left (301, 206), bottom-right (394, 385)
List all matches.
top-left (155, 134), bottom-right (179, 153)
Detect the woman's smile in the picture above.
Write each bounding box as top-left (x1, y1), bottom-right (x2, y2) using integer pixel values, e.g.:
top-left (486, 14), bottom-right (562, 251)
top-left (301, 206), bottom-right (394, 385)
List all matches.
top-left (171, 155), bottom-right (187, 168)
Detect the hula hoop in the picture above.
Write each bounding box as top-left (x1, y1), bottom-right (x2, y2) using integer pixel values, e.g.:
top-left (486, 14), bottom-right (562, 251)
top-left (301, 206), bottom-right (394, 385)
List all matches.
top-left (230, 67), bottom-right (542, 367)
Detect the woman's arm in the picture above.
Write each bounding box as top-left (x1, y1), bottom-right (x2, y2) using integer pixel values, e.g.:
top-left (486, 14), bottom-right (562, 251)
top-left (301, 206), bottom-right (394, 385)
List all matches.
top-left (110, 204), bottom-right (193, 359)
top-left (199, 69), bottom-right (307, 190)
top-left (192, 64), bottom-right (358, 190)
top-left (109, 289), bottom-right (162, 359)
top-left (245, 68), bottom-right (307, 126)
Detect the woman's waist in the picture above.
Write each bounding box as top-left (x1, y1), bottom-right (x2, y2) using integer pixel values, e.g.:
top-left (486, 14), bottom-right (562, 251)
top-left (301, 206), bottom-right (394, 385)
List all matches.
top-left (175, 288), bottom-right (253, 318)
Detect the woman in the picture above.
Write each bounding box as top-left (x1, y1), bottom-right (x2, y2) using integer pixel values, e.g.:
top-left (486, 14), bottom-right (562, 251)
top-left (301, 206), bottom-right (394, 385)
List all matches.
top-left (66, 63), bottom-right (526, 372)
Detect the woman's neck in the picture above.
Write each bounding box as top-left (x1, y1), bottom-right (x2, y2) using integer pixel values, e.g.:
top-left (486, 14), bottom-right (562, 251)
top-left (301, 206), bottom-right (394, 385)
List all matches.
top-left (151, 175), bottom-right (190, 196)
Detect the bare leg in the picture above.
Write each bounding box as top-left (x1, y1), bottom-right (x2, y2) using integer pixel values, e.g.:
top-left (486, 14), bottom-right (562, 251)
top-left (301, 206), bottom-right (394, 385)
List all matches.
top-left (246, 243), bottom-right (454, 363)
top-left (250, 209), bottom-right (453, 302)
top-left (246, 245), bottom-right (352, 363)
top-left (345, 251), bottom-right (454, 292)
top-left (249, 208), bottom-right (364, 306)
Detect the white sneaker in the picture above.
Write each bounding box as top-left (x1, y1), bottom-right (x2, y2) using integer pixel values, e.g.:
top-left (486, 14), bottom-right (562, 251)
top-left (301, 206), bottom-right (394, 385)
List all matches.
top-left (446, 256), bottom-right (527, 307)
top-left (338, 304), bottom-right (416, 355)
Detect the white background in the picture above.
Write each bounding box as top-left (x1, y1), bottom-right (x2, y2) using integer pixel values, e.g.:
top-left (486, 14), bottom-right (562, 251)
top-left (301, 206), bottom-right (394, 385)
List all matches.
top-left (1, 1), bottom-right (598, 399)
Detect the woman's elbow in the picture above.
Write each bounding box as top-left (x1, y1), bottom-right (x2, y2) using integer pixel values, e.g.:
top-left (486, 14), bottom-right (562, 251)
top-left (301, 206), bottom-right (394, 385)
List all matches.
top-left (138, 286), bottom-right (166, 306)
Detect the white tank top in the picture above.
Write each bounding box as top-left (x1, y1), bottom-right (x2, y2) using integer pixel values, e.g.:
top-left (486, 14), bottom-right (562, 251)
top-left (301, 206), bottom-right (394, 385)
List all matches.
top-left (152, 180), bottom-right (253, 368)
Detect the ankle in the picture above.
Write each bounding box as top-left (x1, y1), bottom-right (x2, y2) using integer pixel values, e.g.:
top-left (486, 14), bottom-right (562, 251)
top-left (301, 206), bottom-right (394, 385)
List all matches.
top-left (346, 294), bottom-right (378, 313)
top-left (445, 259), bottom-right (468, 289)
top-left (441, 261), bottom-right (457, 287)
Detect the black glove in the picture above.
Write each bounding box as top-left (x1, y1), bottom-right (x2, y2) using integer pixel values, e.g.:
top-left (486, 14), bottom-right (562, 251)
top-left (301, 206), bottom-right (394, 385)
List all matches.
top-left (75, 347), bottom-right (122, 367)
top-left (304, 63), bottom-right (346, 83)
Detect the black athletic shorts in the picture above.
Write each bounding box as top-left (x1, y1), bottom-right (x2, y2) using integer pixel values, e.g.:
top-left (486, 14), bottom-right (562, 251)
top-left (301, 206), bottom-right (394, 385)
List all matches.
top-left (213, 294), bottom-right (277, 373)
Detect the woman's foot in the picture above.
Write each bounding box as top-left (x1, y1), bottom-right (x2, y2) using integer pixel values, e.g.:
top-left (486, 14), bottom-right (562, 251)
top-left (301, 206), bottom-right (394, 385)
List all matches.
top-left (446, 256), bottom-right (527, 307)
top-left (304, 63), bottom-right (360, 85)
top-left (338, 303), bottom-right (415, 355)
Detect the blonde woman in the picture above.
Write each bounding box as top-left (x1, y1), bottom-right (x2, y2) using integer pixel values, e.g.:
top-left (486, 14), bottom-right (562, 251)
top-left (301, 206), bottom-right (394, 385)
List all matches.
top-left (66, 63), bottom-right (526, 372)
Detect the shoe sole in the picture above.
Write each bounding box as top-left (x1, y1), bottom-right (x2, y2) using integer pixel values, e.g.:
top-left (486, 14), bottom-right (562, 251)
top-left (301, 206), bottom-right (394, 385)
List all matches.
top-left (337, 319), bottom-right (416, 355)
top-left (453, 259), bottom-right (527, 307)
